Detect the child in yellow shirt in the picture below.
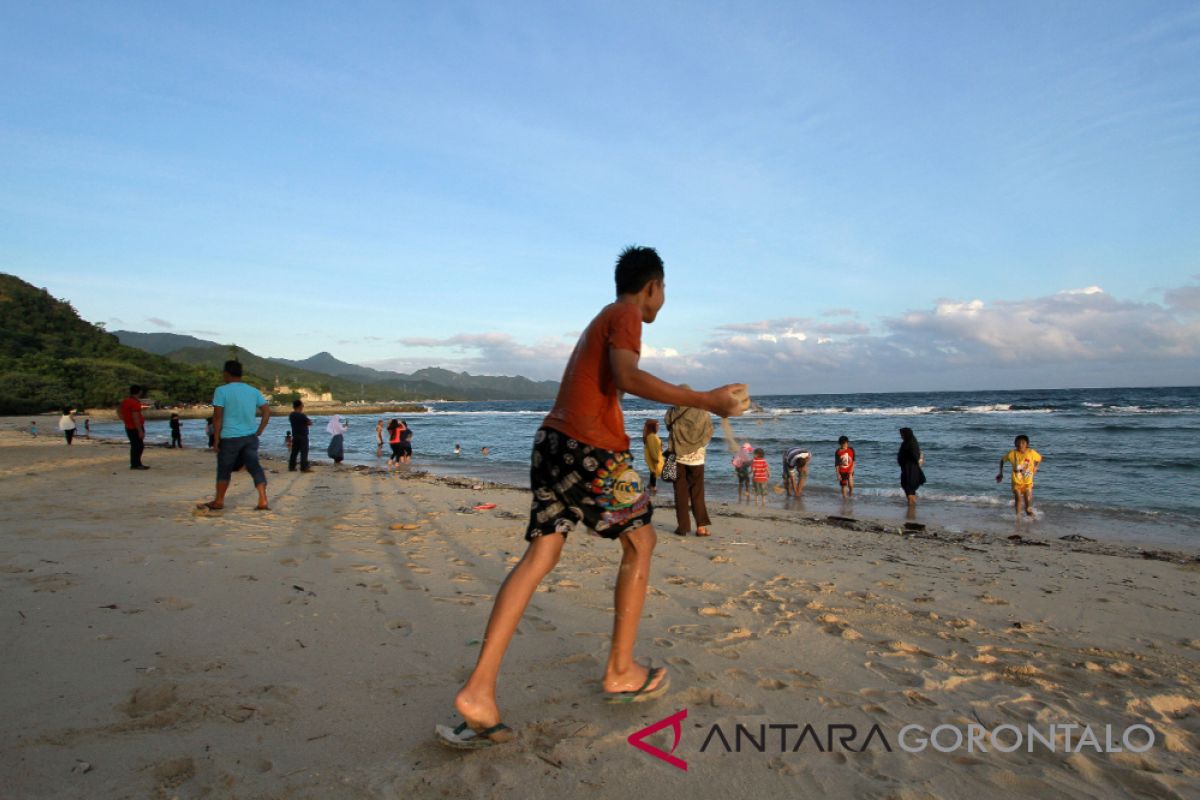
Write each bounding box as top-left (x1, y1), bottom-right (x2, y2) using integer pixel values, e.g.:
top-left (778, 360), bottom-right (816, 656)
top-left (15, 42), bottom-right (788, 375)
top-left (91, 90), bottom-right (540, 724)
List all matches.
top-left (996, 434), bottom-right (1042, 519)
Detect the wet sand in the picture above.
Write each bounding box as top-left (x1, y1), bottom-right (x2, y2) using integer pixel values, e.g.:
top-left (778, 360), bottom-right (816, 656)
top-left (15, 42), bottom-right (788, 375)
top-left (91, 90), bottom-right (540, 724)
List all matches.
top-left (1, 425), bottom-right (1198, 799)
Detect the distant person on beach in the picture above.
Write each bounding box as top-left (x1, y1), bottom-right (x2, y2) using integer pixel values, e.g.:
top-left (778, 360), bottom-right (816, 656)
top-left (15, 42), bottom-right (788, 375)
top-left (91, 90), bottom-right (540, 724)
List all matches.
top-left (480, 446), bottom-right (489, 456)
top-left (285, 431), bottom-right (292, 451)
top-left (83, 417), bottom-right (90, 438)
top-left (732, 442), bottom-right (753, 501)
top-left (783, 446), bottom-right (811, 496)
top-left (205, 417), bottom-right (215, 450)
top-left (288, 400), bottom-right (312, 472)
top-left (898, 427), bottom-right (926, 510)
top-left (326, 415), bottom-right (348, 465)
top-left (667, 388), bottom-right (714, 536)
top-left (58, 408), bottom-right (76, 445)
top-left (119, 386), bottom-right (148, 469)
top-left (835, 436), bottom-right (855, 498)
top-left (641, 419), bottom-right (664, 496)
top-left (169, 413), bottom-right (182, 448)
top-left (439, 245), bottom-right (746, 749)
top-left (997, 434), bottom-right (1042, 519)
top-left (29, 421), bottom-right (38, 437)
top-left (376, 419), bottom-right (385, 457)
top-left (198, 360), bottom-right (270, 512)
top-left (387, 419), bottom-right (403, 467)
top-left (399, 420), bottom-right (413, 464)
top-left (751, 447), bottom-right (770, 506)
top-left (454, 443), bottom-right (462, 455)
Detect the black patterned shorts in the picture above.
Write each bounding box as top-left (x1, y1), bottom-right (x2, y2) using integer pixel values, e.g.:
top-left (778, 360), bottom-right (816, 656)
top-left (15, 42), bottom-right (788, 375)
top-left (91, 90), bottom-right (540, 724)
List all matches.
top-left (525, 426), bottom-right (653, 541)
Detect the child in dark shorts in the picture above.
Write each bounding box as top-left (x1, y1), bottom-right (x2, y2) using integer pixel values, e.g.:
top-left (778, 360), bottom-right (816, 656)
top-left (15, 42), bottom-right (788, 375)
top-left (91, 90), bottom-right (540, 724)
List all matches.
top-left (438, 246), bottom-right (747, 749)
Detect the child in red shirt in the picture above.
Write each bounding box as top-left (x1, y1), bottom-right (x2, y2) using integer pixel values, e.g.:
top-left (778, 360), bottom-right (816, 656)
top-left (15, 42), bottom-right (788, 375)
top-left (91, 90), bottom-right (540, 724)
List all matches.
top-left (751, 448), bottom-right (770, 505)
top-left (835, 436), bottom-right (855, 498)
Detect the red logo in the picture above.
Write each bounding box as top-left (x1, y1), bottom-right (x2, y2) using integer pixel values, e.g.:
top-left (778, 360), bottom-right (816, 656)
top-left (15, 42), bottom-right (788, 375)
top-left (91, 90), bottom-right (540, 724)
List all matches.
top-left (628, 708), bottom-right (688, 771)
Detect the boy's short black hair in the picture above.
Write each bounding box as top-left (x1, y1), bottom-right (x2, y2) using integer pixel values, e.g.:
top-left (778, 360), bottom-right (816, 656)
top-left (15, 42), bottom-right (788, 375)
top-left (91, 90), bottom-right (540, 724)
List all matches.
top-left (129, 384), bottom-right (142, 395)
top-left (1014, 434), bottom-right (1030, 446)
top-left (615, 246), bottom-right (664, 295)
top-left (293, 399), bottom-right (304, 409)
top-left (838, 436), bottom-right (849, 445)
top-left (754, 447), bottom-right (765, 457)
top-left (224, 360), bottom-right (243, 377)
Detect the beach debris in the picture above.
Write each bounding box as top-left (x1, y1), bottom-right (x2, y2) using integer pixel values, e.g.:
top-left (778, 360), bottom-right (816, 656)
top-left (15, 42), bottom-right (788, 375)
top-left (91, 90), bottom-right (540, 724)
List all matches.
top-left (473, 503), bottom-right (497, 511)
top-left (291, 585), bottom-right (316, 597)
top-left (1006, 534), bottom-right (1048, 546)
top-left (99, 604), bottom-right (119, 609)
top-left (903, 522), bottom-right (927, 532)
top-left (456, 506), bottom-right (478, 515)
top-left (1059, 534), bottom-right (1095, 542)
top-left (71, 760), bottom-right (94, 774)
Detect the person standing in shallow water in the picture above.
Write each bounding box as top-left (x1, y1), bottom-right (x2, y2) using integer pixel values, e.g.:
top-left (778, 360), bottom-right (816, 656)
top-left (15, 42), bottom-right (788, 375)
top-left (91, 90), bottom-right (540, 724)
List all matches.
top-left (326, 415), bottom-right (348, 465)
top-left (898, 427), bottom-right (926, 514)
top-left (289, 400), bottom-right (312, 472)
top-left (437, 245), bottom-right (746, 749)
top-left (169, 414), bottom-right (183, 448)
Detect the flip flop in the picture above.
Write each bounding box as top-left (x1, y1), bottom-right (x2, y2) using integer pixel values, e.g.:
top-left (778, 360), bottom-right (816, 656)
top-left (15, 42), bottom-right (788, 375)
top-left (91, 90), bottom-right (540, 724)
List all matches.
top-left (193, 502), bottom-right (224, 515)
top-left (603, 667), bottom-right (670, 704)
top-left (434, 720), bottom-right (516, 750)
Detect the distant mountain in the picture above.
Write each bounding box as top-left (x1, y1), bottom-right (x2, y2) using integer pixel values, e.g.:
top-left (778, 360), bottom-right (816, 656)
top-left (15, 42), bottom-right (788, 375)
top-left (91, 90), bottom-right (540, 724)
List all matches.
top-left (113, 330), bottom-right (221, 355)
top-left (116, 332), bottom-right (559, 401)
top-left (0, 276), bottom-right (222, 413)
top-left (271, 351), bottom-right (392, 383)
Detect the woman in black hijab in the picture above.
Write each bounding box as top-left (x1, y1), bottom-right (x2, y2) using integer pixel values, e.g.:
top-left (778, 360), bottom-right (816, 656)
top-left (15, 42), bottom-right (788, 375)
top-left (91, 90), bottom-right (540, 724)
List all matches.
top-left (898, 427), bottom-right (926, 511)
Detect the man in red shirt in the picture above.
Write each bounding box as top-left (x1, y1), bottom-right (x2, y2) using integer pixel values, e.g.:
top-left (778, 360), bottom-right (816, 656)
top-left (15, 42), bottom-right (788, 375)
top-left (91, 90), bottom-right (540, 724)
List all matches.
top-left (438, 246), bottom-right (747, 749)
top-left (119, 385), bottom-right (148, 470)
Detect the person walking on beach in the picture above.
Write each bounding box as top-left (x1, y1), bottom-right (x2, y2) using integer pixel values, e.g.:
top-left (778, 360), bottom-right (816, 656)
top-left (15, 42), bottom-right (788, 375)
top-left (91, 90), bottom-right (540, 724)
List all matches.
top-left (120, 386), bottom-right (148, 469)
top-left (898, 427), bottom-right (926, 512)
top-left (835, 435), bottom-right (856, 498)
top-left (641, 419), bottom-right (664, 496)
top-left (783, 446), bottom-right (811, 497)
top-left (997, 434), bottom-right (1042, 519)
top-left (438, 245), bottom-right (746, 749)
top-left (169, 413), bottom-right (183, 448)
top-left (667, 389), bottom-right (715, 536)
top-left (198, 360), bottom-right (270, 512)
top-left (83, 417), bottom-right (90, 438)
top-left (29, 421), bottom-right (38, 437)
top-left (205, 417), bottom-right (215, 450)
top-left (58, 407), bottom-right (77, 445)
top-left (326, 415), bottom-right (348, 465)
top-left (750, 447), bottom-right (770, 506)
top-left (289, 400), bottom-right (312, 472)
top-left (375, 419), bottom-right (385, 457)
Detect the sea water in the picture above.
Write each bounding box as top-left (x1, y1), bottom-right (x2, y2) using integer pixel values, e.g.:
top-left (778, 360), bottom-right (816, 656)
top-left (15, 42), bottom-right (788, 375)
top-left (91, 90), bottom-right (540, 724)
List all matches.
top-left (94, 386), bottom-right (1200, 548)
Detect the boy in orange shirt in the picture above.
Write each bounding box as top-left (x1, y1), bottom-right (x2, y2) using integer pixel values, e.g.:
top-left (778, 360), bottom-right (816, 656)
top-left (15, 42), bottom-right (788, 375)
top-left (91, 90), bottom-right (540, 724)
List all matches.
top-left (438, 246), bottom-right (746, 748)
top-left (835, 435), bottom-right (855, 498)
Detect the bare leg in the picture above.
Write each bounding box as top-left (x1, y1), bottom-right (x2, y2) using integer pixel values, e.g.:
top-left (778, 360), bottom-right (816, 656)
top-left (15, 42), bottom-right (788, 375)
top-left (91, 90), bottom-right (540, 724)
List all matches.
top-left (602, 524), bottom-right (664, 693)
top-left (1012, 488), bottom-right (1022, 518)
top-left (204, 480), bottom-right (231, 510)
top-left (454, 534), bottom-right (565, 729)
top-left (1024, 487), bottom-right (1035, 517)
top-left (255, 484), bottom-right (269, 510)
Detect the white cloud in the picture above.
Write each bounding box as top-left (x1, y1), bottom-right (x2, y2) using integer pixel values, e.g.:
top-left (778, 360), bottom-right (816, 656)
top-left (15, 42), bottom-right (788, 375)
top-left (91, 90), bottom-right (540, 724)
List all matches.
top-left (640, 282), bottom-right (1200, 392)
top-left (369, 332), bottom-right (574, 379)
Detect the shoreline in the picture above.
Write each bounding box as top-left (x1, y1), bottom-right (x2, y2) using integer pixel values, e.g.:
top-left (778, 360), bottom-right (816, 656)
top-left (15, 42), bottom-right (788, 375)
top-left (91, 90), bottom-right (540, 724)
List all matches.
top-left (80, 431), bottom-right (1200, 564)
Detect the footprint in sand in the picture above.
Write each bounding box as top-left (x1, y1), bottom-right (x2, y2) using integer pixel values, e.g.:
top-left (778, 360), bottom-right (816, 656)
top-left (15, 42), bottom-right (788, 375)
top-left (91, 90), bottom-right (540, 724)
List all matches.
top-left (816, 613), bottom-right (862, 640)
top-left (154, 597), bottom-right (193, 611)
top-left (386, 619), bottom-right (412, 635)
top-left (278, 558), bottom-right (300, 567)
top-left (653, 637), bottom-right (675, 648)
top-left (405, 564), bottom-right (431, 574)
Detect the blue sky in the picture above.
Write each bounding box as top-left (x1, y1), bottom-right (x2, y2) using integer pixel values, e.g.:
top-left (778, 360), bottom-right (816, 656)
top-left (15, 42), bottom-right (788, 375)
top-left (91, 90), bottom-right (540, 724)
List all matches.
top-left (3, 2), bottom-right (1198, 392)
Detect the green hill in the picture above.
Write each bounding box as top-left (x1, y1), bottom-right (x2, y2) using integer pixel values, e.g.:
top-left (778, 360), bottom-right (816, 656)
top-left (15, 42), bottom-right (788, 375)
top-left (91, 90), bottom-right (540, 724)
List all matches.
top-left (0, 274), bottom-right (224, 414)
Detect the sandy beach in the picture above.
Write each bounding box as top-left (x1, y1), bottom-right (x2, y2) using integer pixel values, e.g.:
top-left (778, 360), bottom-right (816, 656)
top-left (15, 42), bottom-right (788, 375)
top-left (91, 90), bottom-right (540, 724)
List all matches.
top-left (1, 424), bottom-right (1198, 799)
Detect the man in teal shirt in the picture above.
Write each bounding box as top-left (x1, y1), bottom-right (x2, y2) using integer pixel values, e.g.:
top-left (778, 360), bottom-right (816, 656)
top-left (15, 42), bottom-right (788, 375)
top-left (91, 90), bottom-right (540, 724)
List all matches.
top-left (198, 360), bottom-right (271, 511)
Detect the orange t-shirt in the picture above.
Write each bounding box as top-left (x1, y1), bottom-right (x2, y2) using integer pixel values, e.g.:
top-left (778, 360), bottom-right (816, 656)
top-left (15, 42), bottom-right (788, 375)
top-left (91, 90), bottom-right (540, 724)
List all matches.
top-left (542, 301), bottom-right (642, 452)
